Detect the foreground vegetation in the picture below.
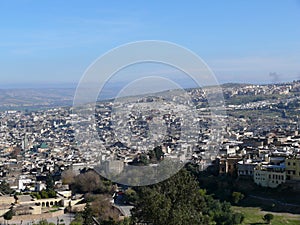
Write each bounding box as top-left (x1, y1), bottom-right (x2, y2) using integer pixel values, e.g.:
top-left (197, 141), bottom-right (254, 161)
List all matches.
top-left (61, 168), bottom-right (245, 225)
top-left (131, 169), bottom-right (244, 225)
top-left (6, 164), bottom-right (300, 225)
top-left (232, 206), bottom-right (300, 225)
top-left (59, 164), bottom-right (300, 225)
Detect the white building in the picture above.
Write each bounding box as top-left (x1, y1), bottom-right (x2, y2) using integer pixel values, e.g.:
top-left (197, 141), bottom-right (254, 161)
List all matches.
top-left (254, 164), bottom-right (286, 188)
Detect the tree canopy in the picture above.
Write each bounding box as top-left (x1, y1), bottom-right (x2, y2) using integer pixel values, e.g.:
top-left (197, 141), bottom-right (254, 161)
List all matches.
top-left (131, 169), bottom-right (241, 225)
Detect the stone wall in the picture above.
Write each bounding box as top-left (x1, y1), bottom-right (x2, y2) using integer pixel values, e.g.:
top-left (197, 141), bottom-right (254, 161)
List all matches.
top-left (10, 209), bottom-right (64, 222)
top-left (0, 196), bottom-right (15, 205)
top-left (70, 203), bottom-right (86, 213)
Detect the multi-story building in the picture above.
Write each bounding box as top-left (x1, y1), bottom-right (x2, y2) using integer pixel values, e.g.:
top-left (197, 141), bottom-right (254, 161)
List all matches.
top-left (237, 159), bottom-right (257, 177)
top-left (219, 157), bottom-right (242, 176)
top-left (254, 164), bottom-right (286, 188)
top-left (286, 157), bottom-right (300, 181)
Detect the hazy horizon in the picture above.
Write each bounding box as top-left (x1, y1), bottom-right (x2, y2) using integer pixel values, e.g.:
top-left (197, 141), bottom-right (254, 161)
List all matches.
top-left (0, 78), bottom-right (298, 90)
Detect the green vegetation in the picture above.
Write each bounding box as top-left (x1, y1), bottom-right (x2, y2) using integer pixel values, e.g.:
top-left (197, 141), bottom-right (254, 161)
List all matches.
top-left (123, 188), bottom-right (139, 205)
top-left (149, 146), bottom-right (164, 162)
top-left (225, 93), bottom-right (282, 105)
top-left (263, 213), bottom-right (274, 224)
top-left (62, 166), bottom-right (300, 225)
top-left (65, 170), bottom-right (129, 225)
top-left (190, 164), bottom-right (300, 213)
top-left (131, 169), bottom-right (242, 225)
top-left (232, 192), bottom-right (245, 205)
top-left (3, 209), bottom-right (14, 221)
top-left (31, 189), bottom-right (56, 199)
top-left (232, 206), bottom-right (300, 225)
top-left (129, 146), bottom-right (165, 166)
top-left (82, 203), bottom-right (94, 225)
top-left (70, 213), bottom-right (84, 225)
top-left (45, 173), bottom-right (55, 191)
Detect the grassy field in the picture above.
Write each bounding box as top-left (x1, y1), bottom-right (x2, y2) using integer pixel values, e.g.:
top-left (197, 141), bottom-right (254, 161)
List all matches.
top-left (232, 206), bottom-right (300, 225)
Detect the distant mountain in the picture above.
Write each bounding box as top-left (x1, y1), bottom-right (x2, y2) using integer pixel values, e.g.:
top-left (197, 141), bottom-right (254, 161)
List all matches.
top-left (221, 83), bottom-right (251, 88)
top-left (1, 80), bottom-right (298, 111)
top-left (0, 88), bottom-right (75, 111)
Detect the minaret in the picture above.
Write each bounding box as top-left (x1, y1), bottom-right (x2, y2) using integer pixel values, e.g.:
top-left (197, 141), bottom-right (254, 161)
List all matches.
top-left (22, 123), bottom-right (29, 151)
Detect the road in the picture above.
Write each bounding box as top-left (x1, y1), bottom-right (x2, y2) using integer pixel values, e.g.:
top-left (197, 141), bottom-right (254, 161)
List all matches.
top-left (249, 194), bottom-right (300, 207)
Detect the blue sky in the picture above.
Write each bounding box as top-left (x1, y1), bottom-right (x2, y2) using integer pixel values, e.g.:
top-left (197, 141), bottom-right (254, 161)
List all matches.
top-left (1, 0), bottom-right (300, 88)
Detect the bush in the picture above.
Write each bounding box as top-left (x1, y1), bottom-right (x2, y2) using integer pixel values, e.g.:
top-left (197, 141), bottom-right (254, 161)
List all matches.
top-left (232, 213), bottom-right (244, 224)
top-left (40, 190), bottom-right (49, 198)
top-left (231, 192), bottom-right (244, 205)
top-left (263, 213), bottom-right (274, 224)
top-left (3, 209), bottom-right (14, 220)
top-left (123, 188), bottom-right (139, 204)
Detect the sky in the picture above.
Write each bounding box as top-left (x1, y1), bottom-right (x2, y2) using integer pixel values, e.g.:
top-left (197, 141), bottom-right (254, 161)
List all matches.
top-left (1, 0), bottom-right (300, 88)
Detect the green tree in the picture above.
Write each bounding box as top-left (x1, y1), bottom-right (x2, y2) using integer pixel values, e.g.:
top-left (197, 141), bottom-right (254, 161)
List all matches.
top-left (232, 213), bottom-right (244, 224)
top-left (34, 192), bottom-right (42, 199)
top-left (119, 217), bottom-right (131, 225)
top-left (70, 221), bottom-right (82, 225)
top-left (263, 213), bottom-right (274, 224)
top-left (153, 146), bottom-right (164, 161)
top-left (3, 209), bottom-right (14, 221)
top-left (48, 189), bottom-right (57, 198)
top-left (149, 146), bottom-right (164, 162)
top-left (231, 192), bottom-right (244, 205)
top-left (203, 196), bottom-right (235, 225)
top-left (123, 188), bottom-right (139, 205)
top-left (46, 174), bottom-right (54, 191)
top-left (131, 168), bottom-right (236, 225)
top-left (131, 169), bottom-right (231, 225)
top-left (40, 190), bottom-right (49, 199)
top-left (70, 213), bottom-right (84, 225)
top-left (82, 203), bottom-right (94, 225)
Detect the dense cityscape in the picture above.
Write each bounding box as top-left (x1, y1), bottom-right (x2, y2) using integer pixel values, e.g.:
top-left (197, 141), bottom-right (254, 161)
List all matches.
top-left (1, 81), bottom-right (300, 224)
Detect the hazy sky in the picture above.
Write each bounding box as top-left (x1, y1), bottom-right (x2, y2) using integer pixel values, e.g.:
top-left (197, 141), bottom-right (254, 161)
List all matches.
top-left (1, 0), bottom-right (300, 88)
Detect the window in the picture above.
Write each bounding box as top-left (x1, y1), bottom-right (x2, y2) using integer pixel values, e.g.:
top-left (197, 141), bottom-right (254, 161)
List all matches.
top-left (288, 162), bottom-right (290, 166)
